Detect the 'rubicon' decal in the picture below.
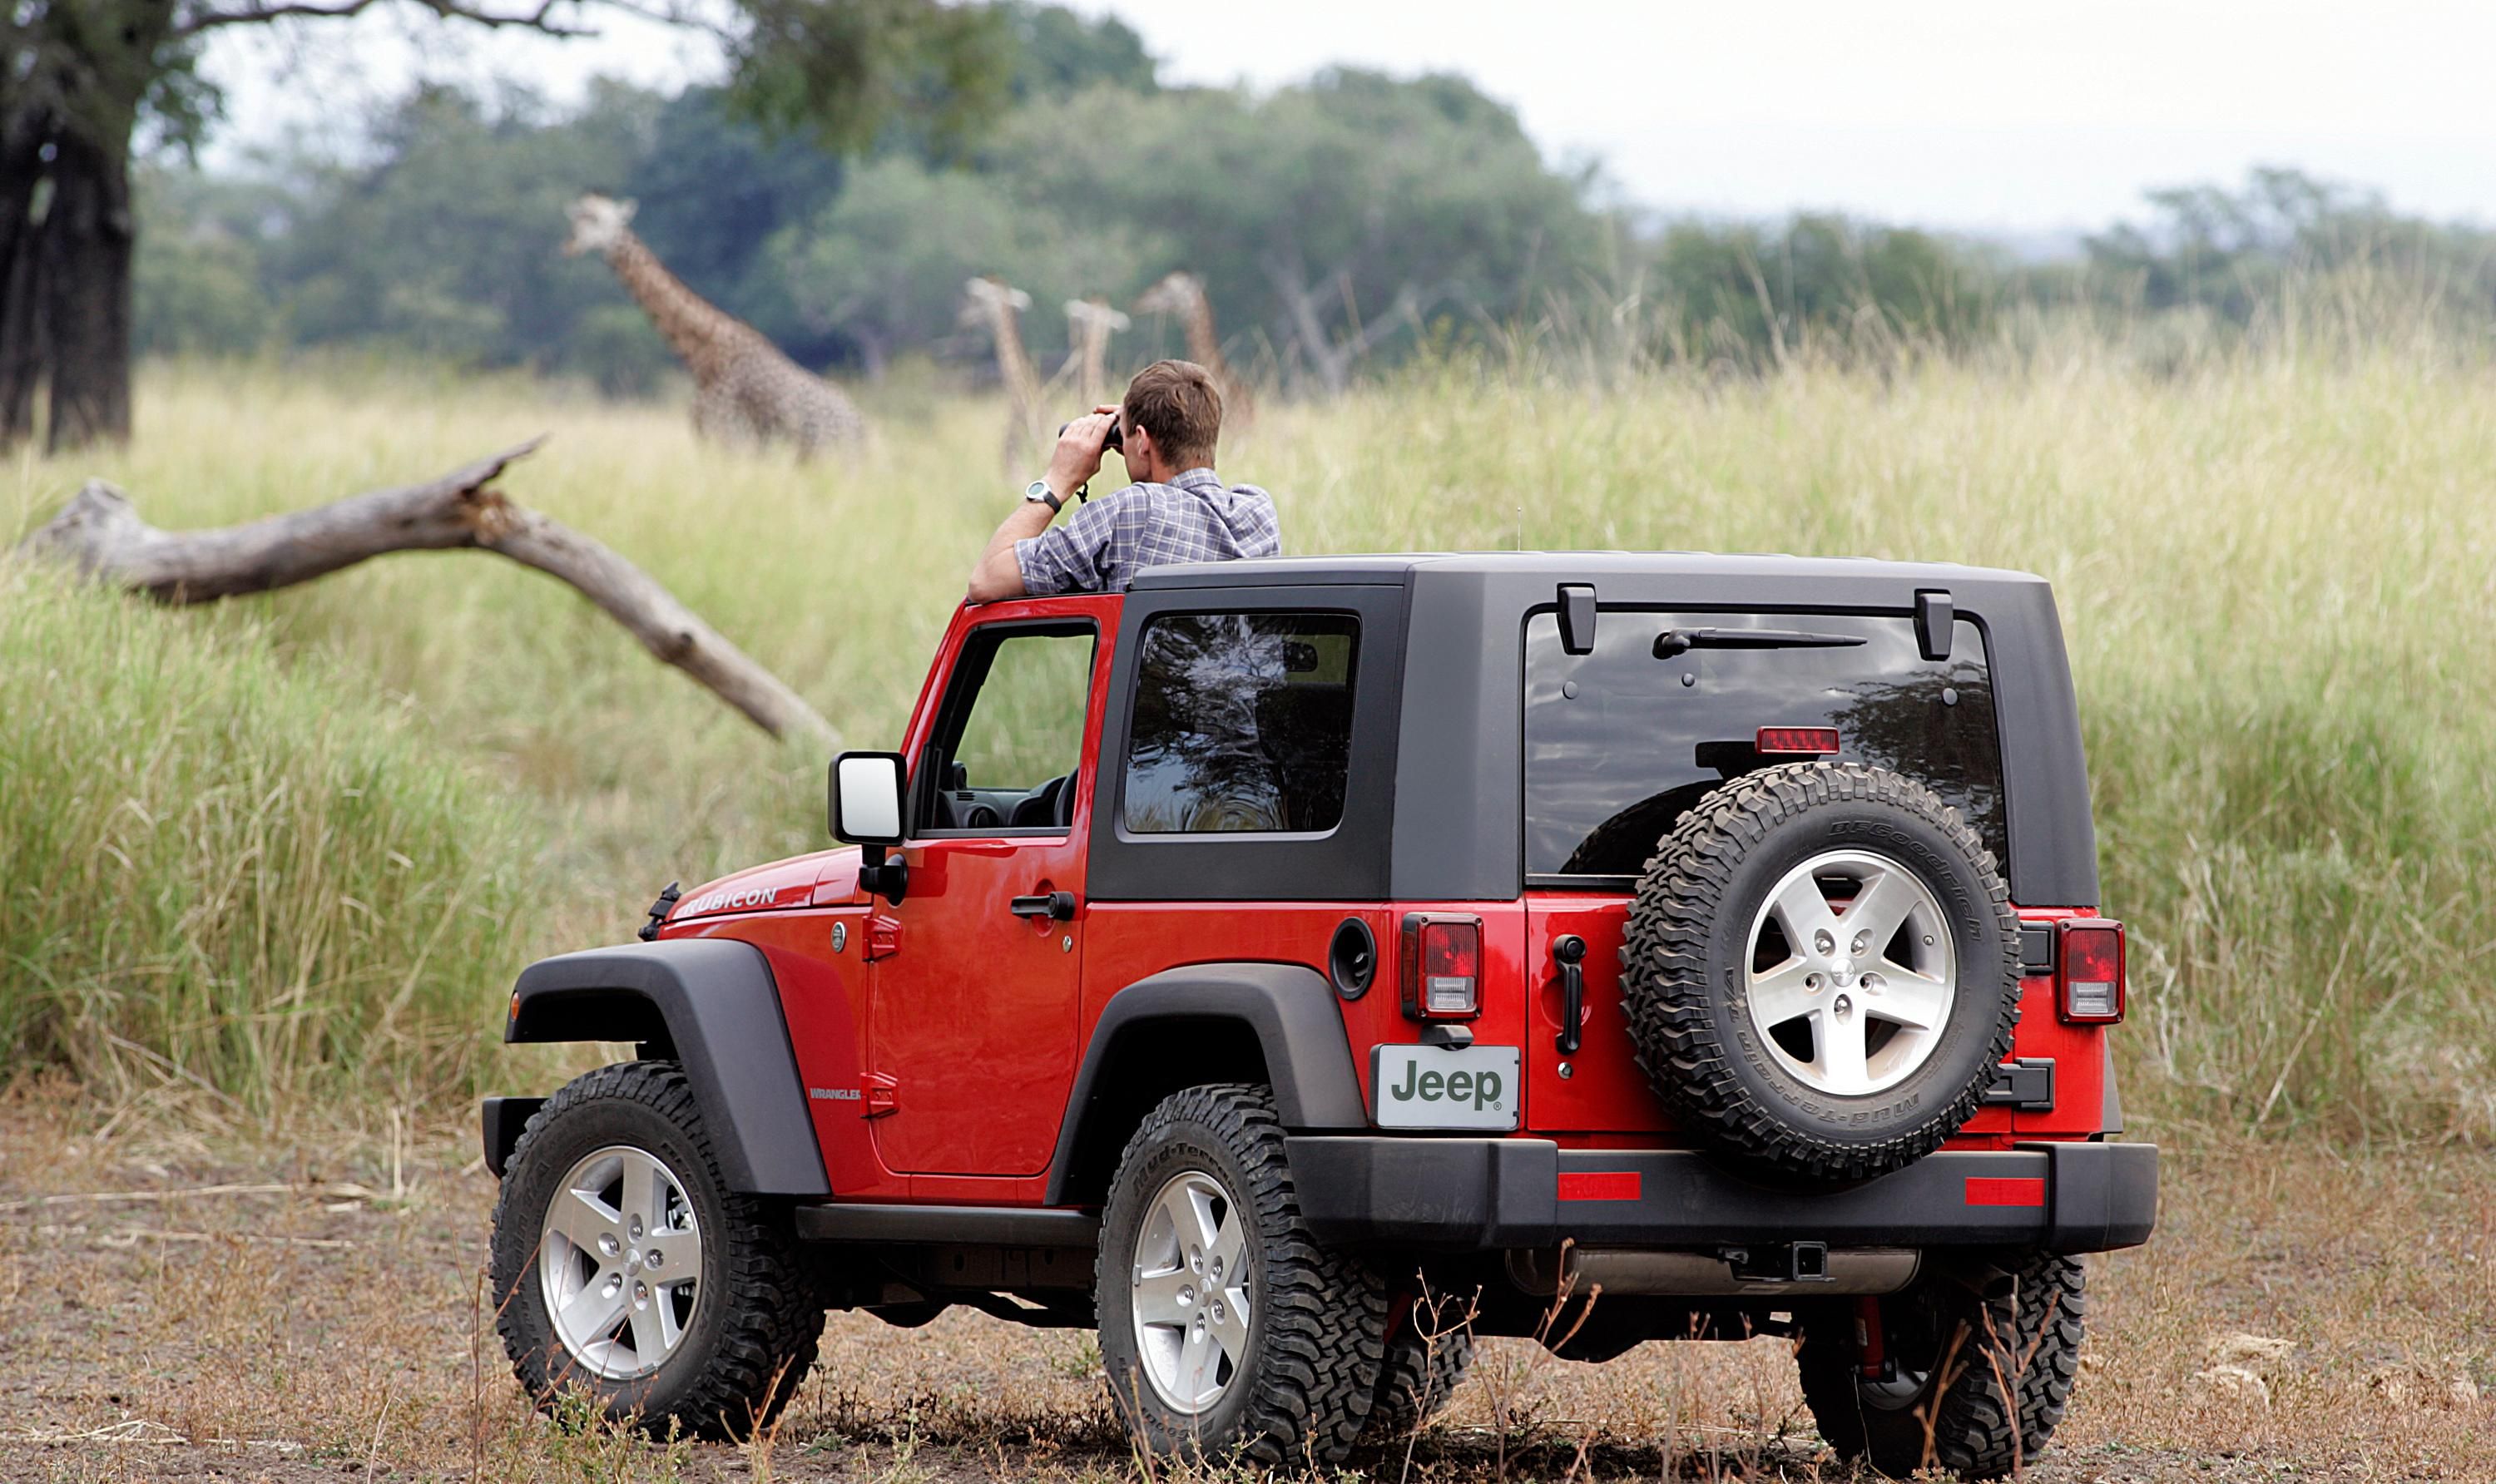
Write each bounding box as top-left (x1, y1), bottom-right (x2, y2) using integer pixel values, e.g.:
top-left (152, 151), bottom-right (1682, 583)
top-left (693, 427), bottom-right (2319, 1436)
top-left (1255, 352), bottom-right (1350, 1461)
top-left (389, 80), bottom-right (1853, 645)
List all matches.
top-left (682, 884), bottom-right (785, 915)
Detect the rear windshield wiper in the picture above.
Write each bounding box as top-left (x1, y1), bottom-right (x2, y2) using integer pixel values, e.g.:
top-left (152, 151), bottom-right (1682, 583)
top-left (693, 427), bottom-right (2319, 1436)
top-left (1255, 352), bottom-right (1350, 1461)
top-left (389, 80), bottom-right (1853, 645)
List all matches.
top-left (1653, 627), bottom-right (1867, 658)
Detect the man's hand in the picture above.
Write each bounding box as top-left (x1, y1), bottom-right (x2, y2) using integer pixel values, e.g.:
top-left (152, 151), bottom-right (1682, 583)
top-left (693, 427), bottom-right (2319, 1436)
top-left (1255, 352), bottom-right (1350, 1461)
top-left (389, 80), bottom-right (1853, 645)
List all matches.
top-left (1044, 403), bottom-right (1120, 499)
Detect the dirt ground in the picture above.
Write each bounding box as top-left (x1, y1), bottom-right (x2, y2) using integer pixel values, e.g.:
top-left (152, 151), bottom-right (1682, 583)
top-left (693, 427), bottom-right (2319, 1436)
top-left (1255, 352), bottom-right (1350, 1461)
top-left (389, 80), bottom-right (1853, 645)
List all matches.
top-left (2, 1087), bottom-right (2489, 1483)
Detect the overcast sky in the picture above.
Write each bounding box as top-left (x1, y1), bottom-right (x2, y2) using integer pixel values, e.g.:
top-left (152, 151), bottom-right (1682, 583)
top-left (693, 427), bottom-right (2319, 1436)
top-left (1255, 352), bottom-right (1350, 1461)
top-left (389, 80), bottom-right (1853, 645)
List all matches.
top-left (203, 0), bottom-right (2496, 236)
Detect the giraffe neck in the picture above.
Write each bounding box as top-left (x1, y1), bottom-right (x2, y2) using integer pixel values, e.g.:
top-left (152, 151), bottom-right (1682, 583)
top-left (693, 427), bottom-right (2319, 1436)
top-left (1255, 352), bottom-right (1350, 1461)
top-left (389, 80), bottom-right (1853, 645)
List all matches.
top-left (1075, 322), bottom-right (1107, 399)
top-left (987, 304), bottom-right (1039, 409)
top-left (1181, 294), bottom-right (1228, 376)
top-left (602, 230), bottom-right (747, 379)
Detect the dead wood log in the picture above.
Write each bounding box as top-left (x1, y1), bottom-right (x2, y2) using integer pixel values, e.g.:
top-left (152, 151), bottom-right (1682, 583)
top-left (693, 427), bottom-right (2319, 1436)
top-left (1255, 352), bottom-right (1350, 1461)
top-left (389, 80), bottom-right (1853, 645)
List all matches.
top-left (15, 440), bottom-right (839, 748)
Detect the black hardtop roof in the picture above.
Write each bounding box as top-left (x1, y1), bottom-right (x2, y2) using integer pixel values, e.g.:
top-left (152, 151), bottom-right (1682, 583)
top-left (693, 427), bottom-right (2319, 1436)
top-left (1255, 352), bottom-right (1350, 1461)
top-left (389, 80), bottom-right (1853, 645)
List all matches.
top-left (1129, 550), bottom-right (2048, 593)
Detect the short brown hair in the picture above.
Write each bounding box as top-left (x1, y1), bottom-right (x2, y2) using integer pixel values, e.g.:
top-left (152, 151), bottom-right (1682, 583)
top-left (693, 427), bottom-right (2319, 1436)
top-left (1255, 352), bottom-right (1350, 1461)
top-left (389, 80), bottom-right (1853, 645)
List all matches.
top-left (1122, 359), bottom-right (1222, 469)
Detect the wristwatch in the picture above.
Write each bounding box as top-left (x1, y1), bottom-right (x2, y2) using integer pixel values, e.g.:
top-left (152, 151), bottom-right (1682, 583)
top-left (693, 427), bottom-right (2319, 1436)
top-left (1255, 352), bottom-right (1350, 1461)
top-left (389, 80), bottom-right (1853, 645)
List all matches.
top-left (1023, 479), bottom-right (1062, 513)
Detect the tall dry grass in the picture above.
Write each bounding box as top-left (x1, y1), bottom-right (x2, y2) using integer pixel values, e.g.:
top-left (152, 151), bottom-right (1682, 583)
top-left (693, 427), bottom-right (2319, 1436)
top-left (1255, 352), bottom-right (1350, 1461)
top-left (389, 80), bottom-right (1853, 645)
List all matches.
top-left (0, 568), bottom-right (540, 1111)
top-left (4, 320), bottom-right (2493, 1140)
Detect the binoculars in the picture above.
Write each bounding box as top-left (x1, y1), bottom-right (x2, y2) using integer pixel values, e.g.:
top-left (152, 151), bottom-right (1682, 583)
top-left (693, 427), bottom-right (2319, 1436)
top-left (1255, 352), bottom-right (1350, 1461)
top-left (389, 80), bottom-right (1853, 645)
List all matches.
top-left (1060, 414), bottom-right (1123, 453)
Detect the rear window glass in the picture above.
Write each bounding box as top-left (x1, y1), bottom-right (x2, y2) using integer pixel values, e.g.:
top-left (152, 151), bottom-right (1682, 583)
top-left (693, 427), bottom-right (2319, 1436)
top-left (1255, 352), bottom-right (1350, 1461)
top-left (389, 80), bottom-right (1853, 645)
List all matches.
top-left (1524, 611), bottom-right (2005, 878)
top-left (1123, 612), bottom-right (1359, 834)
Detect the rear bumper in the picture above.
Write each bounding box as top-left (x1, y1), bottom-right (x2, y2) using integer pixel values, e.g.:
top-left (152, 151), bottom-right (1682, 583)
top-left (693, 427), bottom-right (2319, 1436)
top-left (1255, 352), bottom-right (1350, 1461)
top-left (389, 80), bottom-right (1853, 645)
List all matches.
top-left (1284, 1137), bottom-right (2157, 1255)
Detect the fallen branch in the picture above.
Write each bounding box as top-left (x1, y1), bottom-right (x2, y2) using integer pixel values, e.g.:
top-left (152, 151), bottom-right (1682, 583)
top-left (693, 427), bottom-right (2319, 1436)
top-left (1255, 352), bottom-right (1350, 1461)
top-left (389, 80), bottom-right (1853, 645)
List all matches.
top-left (16, 440), bottom-right (838, 747)
top-left (0, 1183), bottom-right (295, 1213)
top-left (37, 1224), bottom-right (357, 1250)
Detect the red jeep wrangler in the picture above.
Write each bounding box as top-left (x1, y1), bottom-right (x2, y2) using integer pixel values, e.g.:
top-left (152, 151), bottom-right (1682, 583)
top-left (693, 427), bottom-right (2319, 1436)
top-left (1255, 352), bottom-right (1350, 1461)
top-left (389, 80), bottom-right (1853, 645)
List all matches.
top-left (484, 553), bottom-right (2157, 1477)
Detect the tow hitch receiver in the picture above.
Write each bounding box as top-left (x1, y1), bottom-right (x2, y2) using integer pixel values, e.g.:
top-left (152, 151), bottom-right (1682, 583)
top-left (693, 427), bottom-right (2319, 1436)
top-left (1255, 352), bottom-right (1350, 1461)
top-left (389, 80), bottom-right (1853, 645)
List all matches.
top-left (1723, 1241), bottom-right (1831, 1284)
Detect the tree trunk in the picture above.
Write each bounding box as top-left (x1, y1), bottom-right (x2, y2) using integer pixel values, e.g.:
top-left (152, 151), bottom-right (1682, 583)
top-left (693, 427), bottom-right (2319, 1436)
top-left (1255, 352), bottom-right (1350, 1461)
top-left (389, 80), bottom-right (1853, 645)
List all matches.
top-left (17, 442), bottom-right (840, 748)
top-left (0, 104), bottom-right (51, 448)
top-left (39, 120), bottom-right (135, 451)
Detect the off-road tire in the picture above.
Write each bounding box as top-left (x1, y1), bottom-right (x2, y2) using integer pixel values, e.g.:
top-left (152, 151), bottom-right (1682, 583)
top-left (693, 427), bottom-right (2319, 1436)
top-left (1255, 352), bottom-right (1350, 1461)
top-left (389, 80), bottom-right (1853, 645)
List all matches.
top-left (491, 1061), bottom-right (825, 1440)
top-left (1620, 760), bottom-right (2022, 1183)
top-left (1797, 1251), bottom-right (2086, 1479)
top-left (1095, 1084), bottom-right (1389, 1465)
top-left (1362, 1324), bottom-right (1475, 1440)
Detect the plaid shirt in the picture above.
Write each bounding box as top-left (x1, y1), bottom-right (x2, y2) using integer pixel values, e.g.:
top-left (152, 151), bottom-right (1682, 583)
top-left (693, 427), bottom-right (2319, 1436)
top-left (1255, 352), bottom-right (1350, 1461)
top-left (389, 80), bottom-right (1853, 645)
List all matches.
top-left (1015, 467), bottom-right (1281, 595)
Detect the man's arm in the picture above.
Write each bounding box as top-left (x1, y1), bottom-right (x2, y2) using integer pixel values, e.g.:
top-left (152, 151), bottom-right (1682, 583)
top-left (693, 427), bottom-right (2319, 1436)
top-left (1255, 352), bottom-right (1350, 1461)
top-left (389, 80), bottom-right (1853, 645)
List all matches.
top-left (967, 501), bottom-right (1052, 602)
top-left (965, 405), bottom-right (1119, 603)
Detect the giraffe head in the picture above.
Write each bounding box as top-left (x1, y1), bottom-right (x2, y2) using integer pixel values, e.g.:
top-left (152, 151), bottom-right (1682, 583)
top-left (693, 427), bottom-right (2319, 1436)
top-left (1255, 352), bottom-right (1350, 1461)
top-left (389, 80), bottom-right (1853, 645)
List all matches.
top-left (563, 193), bottom-right (639, 258)
top-left (1134, 272), bottom-right (1206, 317)
top-left (960, 276), bottom-right (1033, 329)
top-left (1064, 299), bottom-right (1132, 335)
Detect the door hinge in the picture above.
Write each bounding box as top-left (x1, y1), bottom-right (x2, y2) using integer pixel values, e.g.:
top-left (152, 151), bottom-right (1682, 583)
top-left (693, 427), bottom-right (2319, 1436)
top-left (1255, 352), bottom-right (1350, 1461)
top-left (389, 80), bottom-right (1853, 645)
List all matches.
top-left (865, 913), bottom-right (902, 962)
top-left (862, 1073), bottom-right (899, 1118)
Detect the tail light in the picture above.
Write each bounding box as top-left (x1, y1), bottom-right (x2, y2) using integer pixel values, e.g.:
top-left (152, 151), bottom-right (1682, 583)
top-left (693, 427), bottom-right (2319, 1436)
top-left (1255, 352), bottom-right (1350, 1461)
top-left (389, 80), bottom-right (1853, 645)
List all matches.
top-left (1756, 725), bottom-right (1841, 756)
top-left (2056, 919), bottom-right (2126, 1023)
top-left (1401, 913), bottom-right (1483, 1021)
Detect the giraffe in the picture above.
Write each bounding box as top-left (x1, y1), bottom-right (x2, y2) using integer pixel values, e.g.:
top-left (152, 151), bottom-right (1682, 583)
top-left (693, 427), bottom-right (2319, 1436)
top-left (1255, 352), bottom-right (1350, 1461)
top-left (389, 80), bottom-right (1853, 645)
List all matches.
top-left (960, 276), bottom-right (1044, 466)
top-left (1134, 271), bottom-right (1255, 429)
top-left (1062, 299), bottom-right (1131, 407)
top-left (562, 194), bottom-right (864, 457)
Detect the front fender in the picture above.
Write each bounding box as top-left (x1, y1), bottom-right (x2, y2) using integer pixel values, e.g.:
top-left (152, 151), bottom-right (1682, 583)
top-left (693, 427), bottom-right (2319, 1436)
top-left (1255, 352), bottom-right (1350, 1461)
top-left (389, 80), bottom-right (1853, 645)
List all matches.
top-left (503, 939), bottom-right (830, 1195)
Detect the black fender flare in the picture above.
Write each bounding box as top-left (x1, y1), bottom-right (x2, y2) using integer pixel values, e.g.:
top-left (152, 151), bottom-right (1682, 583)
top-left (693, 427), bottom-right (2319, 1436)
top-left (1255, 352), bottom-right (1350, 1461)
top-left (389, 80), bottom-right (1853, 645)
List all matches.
top-left (1042, 962), bottom-right (1366, 1207)
top-left (500, 938), bottom-right (830, 1195)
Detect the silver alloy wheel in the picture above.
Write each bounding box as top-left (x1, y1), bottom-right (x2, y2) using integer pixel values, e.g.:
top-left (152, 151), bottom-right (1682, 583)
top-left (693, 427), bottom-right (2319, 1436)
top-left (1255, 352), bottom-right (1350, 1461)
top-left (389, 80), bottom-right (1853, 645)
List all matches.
top-left (1744, 848), bottom-right (1958, 1097)
top-left (538, 1145), bottom-right (705, 1380)
top-left (1129, 1170), bottom-right (1252, 1415)
top-left (1859, 1368), bottom-right (1933, 1412)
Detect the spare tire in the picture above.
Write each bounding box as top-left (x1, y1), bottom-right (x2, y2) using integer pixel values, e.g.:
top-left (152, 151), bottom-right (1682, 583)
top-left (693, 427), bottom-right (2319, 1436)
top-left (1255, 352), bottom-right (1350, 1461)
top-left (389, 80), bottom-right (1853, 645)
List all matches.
top-left (1621, 761), bottom-right (2020, 1183)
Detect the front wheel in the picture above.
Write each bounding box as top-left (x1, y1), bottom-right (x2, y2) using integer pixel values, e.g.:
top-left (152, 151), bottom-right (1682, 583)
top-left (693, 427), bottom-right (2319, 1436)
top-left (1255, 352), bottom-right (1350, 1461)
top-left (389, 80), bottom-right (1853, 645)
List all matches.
top-left (1797, 1250), bottom-right (2087, 1479)
top-left (490, 1061), bottom-right (826, 1440)
top-left (1094, 1084), bottom-right (1388, 1464)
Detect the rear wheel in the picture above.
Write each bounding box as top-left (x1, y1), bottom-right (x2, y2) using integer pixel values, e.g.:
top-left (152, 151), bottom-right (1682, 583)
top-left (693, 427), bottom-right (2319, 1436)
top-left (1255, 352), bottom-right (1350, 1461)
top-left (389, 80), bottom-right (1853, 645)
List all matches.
top-left (1094, 1084), bottom-right (1388, 1464)
top-left (1797, 1251), bottom-right (2087, 1479)
top-left (491, 1062), bottom-right (825, 1440)
top-left (1362, 1323), bottom-right (1474, 1440)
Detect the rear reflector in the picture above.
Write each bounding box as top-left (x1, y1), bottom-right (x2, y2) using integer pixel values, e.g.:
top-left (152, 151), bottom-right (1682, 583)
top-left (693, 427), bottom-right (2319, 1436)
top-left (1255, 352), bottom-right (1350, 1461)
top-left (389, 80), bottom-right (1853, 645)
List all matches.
top-left (1558, 1170), bottom-right (1643, 1202)
top-left (1401, 913), bottom-right (1483, 1020)
top-left (1964, 1176), bottom-right (2047, 1208)
top-left (2057, 919), bottom-right (2126, 1023)
top-left (1756, 725), bottom-right (1841, 755)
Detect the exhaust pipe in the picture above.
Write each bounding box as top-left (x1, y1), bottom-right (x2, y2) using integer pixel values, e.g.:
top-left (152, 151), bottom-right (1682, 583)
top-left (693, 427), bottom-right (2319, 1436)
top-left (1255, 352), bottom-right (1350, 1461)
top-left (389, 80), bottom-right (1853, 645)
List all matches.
top-left (1506, 1244), bottom-right (1921, 1298)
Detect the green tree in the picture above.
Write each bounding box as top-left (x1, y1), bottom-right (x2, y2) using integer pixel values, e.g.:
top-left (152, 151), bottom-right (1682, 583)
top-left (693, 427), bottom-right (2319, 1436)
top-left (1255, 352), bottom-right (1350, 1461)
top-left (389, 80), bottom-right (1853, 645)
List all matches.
top-left (267, 81), bottom-right (654, 369)
top-left (1649, 215), bottom-right (1995, 369)
top-left (0, 0), bottom-right (1013, 451)
top-left (774, 154), bottom-right (1137, 375)
top-left (991, 69), bottom-right (1602, 393)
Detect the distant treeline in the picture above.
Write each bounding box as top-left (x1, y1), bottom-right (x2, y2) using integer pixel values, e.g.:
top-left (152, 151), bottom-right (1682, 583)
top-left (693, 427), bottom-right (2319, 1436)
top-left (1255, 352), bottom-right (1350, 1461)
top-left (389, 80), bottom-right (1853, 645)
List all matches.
top-left (138, 9), bottom-right (2496, 393)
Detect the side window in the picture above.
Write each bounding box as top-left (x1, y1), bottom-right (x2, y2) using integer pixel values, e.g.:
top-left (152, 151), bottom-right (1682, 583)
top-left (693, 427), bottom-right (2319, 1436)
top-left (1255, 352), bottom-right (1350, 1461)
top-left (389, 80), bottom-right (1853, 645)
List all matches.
top-left (922, 627), bottom-right (1096, 834)
top-left (1122, 612), bottom-right (1359, 834)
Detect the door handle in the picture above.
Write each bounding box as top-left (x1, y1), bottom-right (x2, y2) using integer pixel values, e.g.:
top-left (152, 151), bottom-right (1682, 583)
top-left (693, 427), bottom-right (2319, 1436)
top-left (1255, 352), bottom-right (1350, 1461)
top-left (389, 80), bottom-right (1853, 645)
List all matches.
top-left (1010, 890), bottom-right (1078, 921)
top-left (1553, 934), bottom-right (1587, 1055)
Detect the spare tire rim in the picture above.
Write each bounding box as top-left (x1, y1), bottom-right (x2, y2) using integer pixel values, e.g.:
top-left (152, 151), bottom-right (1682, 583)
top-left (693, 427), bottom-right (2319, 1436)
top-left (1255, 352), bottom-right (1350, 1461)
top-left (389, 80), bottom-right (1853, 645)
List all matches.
top-left (538, 1145), bottom-right (704, 1380)
top-left (1129, 1169), bottom-right (1253, 1416)
top-left (1744, 848), bottom-right (1958, 1097)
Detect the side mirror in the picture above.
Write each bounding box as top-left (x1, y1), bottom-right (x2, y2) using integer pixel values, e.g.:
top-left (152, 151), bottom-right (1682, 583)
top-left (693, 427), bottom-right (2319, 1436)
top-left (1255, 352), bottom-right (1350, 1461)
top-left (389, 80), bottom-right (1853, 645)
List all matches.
top-left (829, 751), bottom-right (907, 844)
top-left (829, 751), bottom-right (909, 903)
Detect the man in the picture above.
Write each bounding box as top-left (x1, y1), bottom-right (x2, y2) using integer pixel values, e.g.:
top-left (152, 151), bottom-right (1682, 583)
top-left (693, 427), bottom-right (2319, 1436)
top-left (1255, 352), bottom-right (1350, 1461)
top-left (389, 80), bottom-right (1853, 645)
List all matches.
top-left (965, 359), bottom-right (1279, 601)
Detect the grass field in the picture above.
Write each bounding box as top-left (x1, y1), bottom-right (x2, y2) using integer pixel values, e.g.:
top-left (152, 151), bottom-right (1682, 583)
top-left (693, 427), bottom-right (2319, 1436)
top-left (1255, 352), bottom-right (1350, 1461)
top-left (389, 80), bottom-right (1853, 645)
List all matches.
top-left (7, 344), bottom-right (2494, 1139)
top-left (4, 339), bottom-right (2495, 1477)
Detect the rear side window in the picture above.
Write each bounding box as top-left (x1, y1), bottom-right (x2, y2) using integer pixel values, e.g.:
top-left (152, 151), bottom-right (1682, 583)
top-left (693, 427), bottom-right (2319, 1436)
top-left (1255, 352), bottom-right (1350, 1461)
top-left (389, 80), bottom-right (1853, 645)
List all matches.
top-left (1123, 612), bottom-right (1359, 834)
top-left (1524, 611), bottom-right (2006, 879)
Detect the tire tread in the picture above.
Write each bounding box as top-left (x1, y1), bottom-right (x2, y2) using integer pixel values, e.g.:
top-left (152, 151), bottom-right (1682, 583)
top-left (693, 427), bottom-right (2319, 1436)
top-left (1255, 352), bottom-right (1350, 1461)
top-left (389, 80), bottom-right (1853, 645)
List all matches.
top-left (1619, 760), bottom-right (2023, 1182)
